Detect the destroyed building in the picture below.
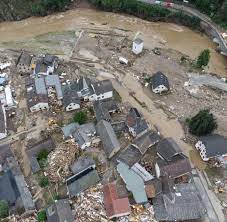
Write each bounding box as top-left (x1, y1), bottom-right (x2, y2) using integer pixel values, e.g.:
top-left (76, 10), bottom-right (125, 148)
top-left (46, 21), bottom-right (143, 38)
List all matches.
top-left (126, 107), bottom-right (149, 138)
top-left (16, 51), bottom-right (32, 74)
top-left (26, 138), bottom-right (56, 173)
top-left (34, 54), bottom-right (58, 76)
top-left (66, 156), bottom-right (100, 198)
top-left (46, 199), bottom-right (73, 222)
top-left (155, 138), bottom-right (192, 179)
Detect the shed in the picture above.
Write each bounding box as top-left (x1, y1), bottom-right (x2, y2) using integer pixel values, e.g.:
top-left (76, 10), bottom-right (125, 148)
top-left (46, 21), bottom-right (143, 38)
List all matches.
top-left (132, 38), bottom-right (144, 55)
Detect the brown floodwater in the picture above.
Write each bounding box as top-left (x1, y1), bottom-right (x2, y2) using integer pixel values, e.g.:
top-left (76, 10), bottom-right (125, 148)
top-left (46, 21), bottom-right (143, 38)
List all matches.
top-left (0, 8), bottom-right (226, 76)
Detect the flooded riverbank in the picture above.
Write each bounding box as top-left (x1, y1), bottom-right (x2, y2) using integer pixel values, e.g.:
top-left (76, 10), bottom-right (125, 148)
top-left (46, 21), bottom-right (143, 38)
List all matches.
top-left (0, 8), bottom-right (226, 76)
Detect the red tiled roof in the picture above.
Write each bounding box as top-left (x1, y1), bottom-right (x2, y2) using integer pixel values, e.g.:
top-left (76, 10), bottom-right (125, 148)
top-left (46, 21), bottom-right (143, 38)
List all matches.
top-left (103, 183), bottom-right (131, 219)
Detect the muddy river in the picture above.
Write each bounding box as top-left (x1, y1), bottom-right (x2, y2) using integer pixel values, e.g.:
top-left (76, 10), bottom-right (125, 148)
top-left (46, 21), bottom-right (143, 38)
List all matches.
top-left (0, 8), bottom-right (226, 76)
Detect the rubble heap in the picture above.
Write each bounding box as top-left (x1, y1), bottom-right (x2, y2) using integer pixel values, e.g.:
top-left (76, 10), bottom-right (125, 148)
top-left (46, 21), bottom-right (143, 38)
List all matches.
top-left (46, 140), bottom-right (79, 182)
top-left (74, 184), bottom-right (158, 222)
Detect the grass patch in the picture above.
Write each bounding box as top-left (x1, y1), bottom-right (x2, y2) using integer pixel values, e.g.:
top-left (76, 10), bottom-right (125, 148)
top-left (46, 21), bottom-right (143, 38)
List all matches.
top-left (205, 167), bottom-right (219, 178)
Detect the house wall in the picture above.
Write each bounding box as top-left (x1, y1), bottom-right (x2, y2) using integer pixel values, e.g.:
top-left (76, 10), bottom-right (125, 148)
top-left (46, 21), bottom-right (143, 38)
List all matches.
top-left (89, 91), bottom-right (113, 102)
top-left (30, 102), bottom-right (49, 112)
top-left (66, 103), bottom-right (80, 112)
top-left (80, 141), bottom-right (91, 150)
top-left (195, 141), bottom-right (210, 161)
top-left (155, 163), bottom-right (161, 178)
top-left (17, 64), bottom-right (31, 74)
top-left (132, 42), bottom-right (143, 55)
top-left (152, 85), bottom-right (168, 94)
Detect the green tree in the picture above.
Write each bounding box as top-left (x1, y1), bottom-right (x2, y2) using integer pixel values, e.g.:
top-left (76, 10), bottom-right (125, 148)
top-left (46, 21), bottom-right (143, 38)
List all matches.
top-left (196, 49), bottom-right (210, 68)
top-left (74, 111), bottom-right (87, 125)
top-left (220, 0), bottom-right (227, 21)
top-left (39, 176), bottom-right (50, 188)
top-left (0, 200), bottom-right (9, 219)
top-left (37, 210), bottom-right (47, 222)
top-left (187, 109), bottom-right (217, 136)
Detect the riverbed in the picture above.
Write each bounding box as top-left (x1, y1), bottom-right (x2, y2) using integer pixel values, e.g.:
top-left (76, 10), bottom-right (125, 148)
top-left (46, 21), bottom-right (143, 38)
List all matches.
top-left (0, 8), bottom-right (226, 76)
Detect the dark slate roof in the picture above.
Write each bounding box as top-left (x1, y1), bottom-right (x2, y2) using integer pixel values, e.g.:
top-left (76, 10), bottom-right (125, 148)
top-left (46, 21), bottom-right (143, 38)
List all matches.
top-left (70, 156), bottom-right (96, 176)
top-left (92, 80), bottom-right (113, 95)
top-left (0, 144), bottom-right (13, 165)
top-left (77, 77), bottom-right (92, 92)
top-left (66, 169), bottom-right (100, 197)
top-left (126, 108), bottom-right (149, 136)
top-left (96, 120), bottom-right (121, 158)
top-left (0, 104), bottom-right (6, 134)
top-left (199, 134), bottom-right (227, 157)
top-left (93, 100), bottom-right (111, 122)
top-left (157, 156), bottom-right (192, 178)
top-left (156, 138), bottom-right (182, 162)
top-left (134, 38), bottom-right (143, 44)
top-left (61, 123), bottom-right (79, 139)
top-left (43, 54), bottom-right (58, 66)
top-left (46, 199), bottom-right (73, 222)
top-left (132, 130), bottom-right (160, 155)
top-left (17, 51), bottom-right (32, 66)
top-left (151, 71), bottom-right (170, 89)
top-left (63, 86), bottom-right (80, 108)
top-left (26, 138), bottom-right (55, 173)
top-left (118, 144), bottom-right (143, 167)
top-left (153, 182), bottom-right (207, 221)
top-left (0, 170), bottom-right (19, 205)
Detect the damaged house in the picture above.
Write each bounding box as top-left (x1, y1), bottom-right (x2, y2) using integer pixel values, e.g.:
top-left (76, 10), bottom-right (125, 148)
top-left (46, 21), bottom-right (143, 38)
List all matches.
top-left (195, 134), bottom-right (227, 163)
top-left (155, 138), bottom-right (192, 179)
top-left (46, 199), bottom-right (73, 222)
top-left (103, 182), bottom-right (131, 219)
top-left (0, 156), bottom-right (35, 214)
top-left (66, 156), bottom-right (100, 198)
top-left (17, 51), bottom-right (32, 74)
top-left (153, 177), bottom-right (207, 221)
top-left (97, 120), bottom-right (121, 159)
top-left (26, 75), bottom-right (62, 112)
top-left (62, 83), bottom-right (80, 112)
top-left (150, 71), bottom-right (170, 94)
top-left (93, 99), bottom-right (119, 122)
top-left (61, 122), bottom-right (99, 150)
top-left (34, 54), bottom-right (58, 76)
top-left (126, 108), bottom-right (149, 138)
top-left (26, 138), bottom-right (56, 173)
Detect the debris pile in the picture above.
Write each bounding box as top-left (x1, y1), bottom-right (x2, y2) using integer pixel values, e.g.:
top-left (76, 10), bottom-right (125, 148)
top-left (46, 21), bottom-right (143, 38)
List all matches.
top-left (74, 184), bottom-right (107, 222)
top-left (74, 184), bottom-right (157, 222)
top-left (46, 140), bottom-right (79, 182)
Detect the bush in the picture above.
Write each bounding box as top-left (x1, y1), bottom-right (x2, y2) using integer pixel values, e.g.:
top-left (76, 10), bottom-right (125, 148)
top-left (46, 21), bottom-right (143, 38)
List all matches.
top-left (74, 111), bottom-right (87, 125)
top-left (187, 109), bottom-right (217, 136)
top-left (0, 200), bottom-right (9, 219)
top-left (39, 176), bottom-right (50, 188)
top-left (37, 149), bottom-right (49, 161)
top-left (196, 49), bottom-right (210, 68)
top-left (37, 210), bottom-right (47, 222)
